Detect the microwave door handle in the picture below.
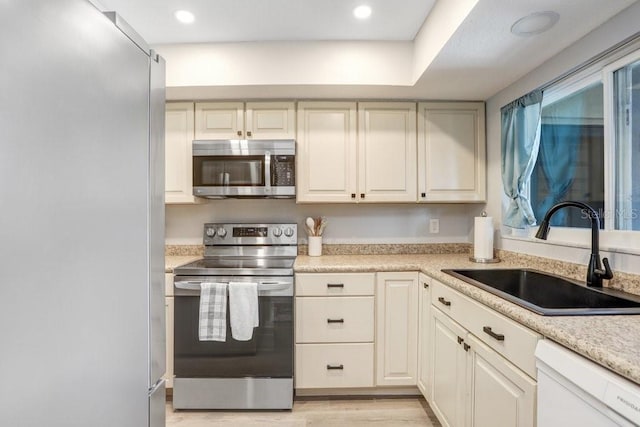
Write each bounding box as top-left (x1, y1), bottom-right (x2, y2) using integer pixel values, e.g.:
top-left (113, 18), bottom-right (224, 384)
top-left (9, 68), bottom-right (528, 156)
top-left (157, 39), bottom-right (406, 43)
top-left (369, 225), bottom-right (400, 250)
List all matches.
top-left (264, 151), bottom-right (272, 193)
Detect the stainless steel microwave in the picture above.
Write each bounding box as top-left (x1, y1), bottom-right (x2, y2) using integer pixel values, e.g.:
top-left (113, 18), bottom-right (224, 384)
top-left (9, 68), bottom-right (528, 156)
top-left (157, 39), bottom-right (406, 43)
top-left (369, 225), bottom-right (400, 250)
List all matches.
top-left (192, 139), bottom-right (296, 199)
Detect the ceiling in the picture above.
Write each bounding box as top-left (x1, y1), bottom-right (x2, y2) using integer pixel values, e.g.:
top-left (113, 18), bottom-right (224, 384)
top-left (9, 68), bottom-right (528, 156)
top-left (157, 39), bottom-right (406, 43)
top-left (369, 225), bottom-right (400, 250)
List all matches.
top-left (96, 0), bottom-right (638, 100)
top-left (97, 0), bottom-right (436, 44)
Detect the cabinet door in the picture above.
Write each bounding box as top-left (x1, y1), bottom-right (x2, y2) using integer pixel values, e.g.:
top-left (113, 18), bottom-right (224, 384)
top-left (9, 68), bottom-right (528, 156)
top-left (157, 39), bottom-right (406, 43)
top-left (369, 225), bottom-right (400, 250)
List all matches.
top-left (417, 273), bottom-right (432, 400)
top-left (431, 308), bottom-right (468, 427)
top-left (296, 102), bottom-right (357, 203)
top-left (375, 272), bottom-right (419, 386)
top-left (165, 102), bottom-right (200, 204)
top-left (195, 102), bottom-right (244, 139)
top-left (358, 102), bottom-right (417, 202)
top-left (466, 334), bottom-right (536, 427)
top-left (164, 296), bottom-right (174, 389)
top-left (245, 102), bottom-right (295, 139)
top-left (418, 102), bottom-right (486, 202)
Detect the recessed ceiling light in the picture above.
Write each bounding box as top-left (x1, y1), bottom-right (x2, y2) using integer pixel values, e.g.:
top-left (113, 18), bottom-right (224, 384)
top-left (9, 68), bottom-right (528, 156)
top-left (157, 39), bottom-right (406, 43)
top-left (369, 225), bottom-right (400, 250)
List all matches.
top-left (174, 10), bottom-right (195, 24)
top-left (511, 11), bottom-right (559, 36)
top-left (353, 5), bottom-right (372, 20)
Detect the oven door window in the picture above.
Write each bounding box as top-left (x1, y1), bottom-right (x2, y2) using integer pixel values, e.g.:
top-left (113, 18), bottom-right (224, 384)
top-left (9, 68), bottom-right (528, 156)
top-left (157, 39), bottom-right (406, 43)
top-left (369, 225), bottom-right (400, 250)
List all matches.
top-left (193, 156), bottom-right (265, 187)
top-left (174, 294), bottom-right (293, 378)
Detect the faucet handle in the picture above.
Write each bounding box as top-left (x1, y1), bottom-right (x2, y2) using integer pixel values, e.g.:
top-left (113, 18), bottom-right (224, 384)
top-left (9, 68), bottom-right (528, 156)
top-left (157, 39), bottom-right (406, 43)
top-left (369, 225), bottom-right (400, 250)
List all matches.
top-left (598, 257), bottom-right (614, 280)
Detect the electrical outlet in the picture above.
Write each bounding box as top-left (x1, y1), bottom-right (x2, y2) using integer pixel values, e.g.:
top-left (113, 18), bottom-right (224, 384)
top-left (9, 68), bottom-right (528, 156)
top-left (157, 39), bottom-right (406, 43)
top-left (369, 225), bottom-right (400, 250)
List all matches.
top-left (429, 218), bottom-right (440, 234)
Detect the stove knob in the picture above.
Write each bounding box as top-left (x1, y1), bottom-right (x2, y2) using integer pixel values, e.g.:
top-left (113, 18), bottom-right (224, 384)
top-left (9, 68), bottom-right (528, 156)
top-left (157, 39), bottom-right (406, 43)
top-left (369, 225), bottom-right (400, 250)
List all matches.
top-left (272, 228), bottom-right (283, 237)
top-left (216, 227), bottom-right (227, 238)
top-left (205, 227), bottom-right (216, 237)
top-left (284, 227), bottom-right (294, 237)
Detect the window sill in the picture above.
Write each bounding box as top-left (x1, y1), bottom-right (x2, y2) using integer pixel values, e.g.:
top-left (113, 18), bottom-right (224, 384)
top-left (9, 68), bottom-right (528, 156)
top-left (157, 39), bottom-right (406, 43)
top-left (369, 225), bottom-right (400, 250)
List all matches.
top-left (501, 227), bottom-right (640, 257)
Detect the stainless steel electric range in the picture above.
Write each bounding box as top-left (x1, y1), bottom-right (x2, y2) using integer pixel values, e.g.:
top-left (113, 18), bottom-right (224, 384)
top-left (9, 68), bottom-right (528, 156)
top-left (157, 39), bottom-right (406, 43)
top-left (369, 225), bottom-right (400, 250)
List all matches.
top-left (172, 223), bottom-right (297, 410)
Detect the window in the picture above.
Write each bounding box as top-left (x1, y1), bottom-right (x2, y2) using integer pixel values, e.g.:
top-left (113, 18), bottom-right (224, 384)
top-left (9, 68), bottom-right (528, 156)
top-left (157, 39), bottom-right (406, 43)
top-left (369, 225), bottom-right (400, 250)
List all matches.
top-left (531, 81), bottom-right (605, 228)
top-left (503, 45), bottom-right (640, 233)
top-left (612, 57), bottom-right (640, 230)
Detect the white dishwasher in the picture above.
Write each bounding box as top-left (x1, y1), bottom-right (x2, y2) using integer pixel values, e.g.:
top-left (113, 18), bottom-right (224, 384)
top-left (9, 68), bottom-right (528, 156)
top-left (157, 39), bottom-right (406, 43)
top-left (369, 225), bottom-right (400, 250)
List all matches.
top-left (536, 340), bottom-right (640, 426)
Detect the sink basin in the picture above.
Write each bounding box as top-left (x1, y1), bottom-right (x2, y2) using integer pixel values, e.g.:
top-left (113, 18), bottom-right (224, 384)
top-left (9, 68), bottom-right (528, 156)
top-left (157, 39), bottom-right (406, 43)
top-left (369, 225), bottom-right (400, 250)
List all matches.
top-left (442, 268), bottom-right (640, 316)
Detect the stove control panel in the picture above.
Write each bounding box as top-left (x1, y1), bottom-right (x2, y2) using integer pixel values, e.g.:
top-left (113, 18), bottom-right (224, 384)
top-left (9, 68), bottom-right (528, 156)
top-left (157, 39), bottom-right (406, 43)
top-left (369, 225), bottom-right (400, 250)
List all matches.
top-left (203, 223), bottom-right (297, 246)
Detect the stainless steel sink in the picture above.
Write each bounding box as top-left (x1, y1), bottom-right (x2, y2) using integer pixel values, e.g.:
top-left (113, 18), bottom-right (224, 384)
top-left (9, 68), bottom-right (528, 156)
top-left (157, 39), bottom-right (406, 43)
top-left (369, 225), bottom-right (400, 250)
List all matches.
top-left (442, 268), bottom-right (640, 316)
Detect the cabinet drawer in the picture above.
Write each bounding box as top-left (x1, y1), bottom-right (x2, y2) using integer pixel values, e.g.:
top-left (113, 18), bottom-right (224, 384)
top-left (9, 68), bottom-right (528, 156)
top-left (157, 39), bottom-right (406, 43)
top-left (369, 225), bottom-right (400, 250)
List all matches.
top-left (296, 297), bottom-right (374, 343)
top-left (295, 343), bottom-right (374, 389)
top-left (432, 280), bottom-right (541, 378)
top-left (296, 273), bottom-right (375, 296)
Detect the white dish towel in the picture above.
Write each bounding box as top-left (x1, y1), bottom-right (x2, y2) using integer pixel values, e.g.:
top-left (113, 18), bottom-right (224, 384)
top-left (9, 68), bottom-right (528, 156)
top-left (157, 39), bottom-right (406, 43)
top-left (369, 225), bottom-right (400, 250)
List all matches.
top-left (229, 282), bottom-right (259, 341)
top-left (199, 282), bottom-right (228, 342)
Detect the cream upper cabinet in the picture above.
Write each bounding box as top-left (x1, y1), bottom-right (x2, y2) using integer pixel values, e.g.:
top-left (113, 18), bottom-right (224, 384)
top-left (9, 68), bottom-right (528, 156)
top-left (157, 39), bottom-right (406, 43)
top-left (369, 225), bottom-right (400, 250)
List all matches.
top-left (165, 102), bottom-right (200, 204)
top-left (195, 101), bottom-right (295, 140)
top-left (296, 102), bottom-right (358, 203)
top-left (358, 102), bottom-right (417, 202)
top-left (418, 102), bottom-right (486, 202)
top-left (297, 101), bottom-right (417, 203)
top-left (417, 273), bottom-right (432, 400)
top-left (375, 272), bottom-right (419, 386)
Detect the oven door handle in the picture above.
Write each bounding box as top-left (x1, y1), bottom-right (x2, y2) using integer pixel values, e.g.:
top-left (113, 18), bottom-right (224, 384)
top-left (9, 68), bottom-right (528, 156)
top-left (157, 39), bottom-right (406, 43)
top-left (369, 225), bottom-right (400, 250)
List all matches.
top-left (174, 280), bottom-right (292, 292)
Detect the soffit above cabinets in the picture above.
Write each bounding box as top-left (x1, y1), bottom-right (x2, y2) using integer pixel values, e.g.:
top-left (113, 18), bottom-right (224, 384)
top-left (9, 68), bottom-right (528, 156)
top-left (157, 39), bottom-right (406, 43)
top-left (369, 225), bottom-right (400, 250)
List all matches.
top-left (96, 0), bottom-right (638, 100)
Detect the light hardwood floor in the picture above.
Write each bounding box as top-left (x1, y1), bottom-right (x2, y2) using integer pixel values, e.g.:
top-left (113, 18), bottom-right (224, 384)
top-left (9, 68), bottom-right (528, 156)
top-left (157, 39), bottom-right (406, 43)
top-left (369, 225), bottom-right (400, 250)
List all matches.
top-left (166, 396), bottom-right (441, 426)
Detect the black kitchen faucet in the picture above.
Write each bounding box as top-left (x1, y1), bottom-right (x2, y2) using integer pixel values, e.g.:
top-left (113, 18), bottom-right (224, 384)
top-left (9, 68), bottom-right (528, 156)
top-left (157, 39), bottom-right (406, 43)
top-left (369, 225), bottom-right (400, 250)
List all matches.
top-left (535, 201), bottom-right (613, 287)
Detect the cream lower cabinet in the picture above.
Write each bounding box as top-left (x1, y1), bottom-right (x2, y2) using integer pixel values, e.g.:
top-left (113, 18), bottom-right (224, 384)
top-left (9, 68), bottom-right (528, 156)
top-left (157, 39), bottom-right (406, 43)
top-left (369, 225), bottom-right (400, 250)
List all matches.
top-left (295, 273), bottom-right (376, 389)
top-left (164, 273), bottom-right (174, 389)
top-left (417, 273), bottom-right (432, 400)
top-left (375, 272), bottom-right (419, 386)
top-left (417, 102), bottom-right (486, 202)
top-left (430, 279), bottom-right (538, 427)
top-left (165, 102), bottom-right (200, 204)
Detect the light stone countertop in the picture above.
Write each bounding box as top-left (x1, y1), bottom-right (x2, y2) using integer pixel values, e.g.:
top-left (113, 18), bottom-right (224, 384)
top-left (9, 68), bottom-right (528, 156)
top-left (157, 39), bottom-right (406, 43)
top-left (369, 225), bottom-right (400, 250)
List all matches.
top-left (294, 253), bottom-right (640, 385)
top-left (165, 255), bottom-right (202, 273)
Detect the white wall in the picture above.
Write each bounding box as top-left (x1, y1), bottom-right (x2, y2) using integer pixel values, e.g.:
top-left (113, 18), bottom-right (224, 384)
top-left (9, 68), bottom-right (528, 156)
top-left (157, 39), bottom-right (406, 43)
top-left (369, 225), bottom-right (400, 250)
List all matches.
top-left (484, 1), bottom-right (640, 274)
top-left (166, 201), bottom-right (483, 246)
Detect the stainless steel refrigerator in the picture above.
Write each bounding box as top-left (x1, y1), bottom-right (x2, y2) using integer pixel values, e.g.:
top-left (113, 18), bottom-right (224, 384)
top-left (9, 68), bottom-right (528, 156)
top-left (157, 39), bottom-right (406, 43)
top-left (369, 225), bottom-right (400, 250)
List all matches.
top-left (0, 1), bottom-right (166, 426)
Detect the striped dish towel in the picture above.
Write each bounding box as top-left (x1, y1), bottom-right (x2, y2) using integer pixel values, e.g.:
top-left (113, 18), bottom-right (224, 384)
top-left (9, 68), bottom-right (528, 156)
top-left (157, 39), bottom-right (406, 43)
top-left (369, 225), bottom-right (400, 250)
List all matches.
top-left (199, 282), bottom-right (228, 341)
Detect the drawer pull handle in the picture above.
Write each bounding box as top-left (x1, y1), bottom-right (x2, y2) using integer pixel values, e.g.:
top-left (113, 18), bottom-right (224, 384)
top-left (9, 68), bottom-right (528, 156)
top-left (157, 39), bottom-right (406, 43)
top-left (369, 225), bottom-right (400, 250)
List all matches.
top-left (423, 282), bottom-right (429, 289)
top-left (483, 326), bottom-right (505, 341)
top-left (327, 318), bottom-right (345, 324)
top-left (438, 297), bottom-right (451, 306)
top-left (327, 283), bottom-right (344, 288)
top-left (463, 343), bottom-right (471, 352)
top-left (457, 336), bottom-right (464, 345)
top-left (326, 364), bottom-right (344, 370)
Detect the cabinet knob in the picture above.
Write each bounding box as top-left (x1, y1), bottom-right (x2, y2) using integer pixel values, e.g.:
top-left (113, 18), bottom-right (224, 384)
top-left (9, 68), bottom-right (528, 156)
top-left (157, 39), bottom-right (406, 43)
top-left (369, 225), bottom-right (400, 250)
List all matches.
top-left (421, 192), bottom-right (426, 198)
top-left (423, 282), bottom-right (429, 289)
top-left (247, 131), bottom-right (252, 137)
top-left (351, 193), bottom-right (356, 199)
top-left (237, 130), bottom-right (242, 137)
top-left (360, 193), bottom-right (365, 199)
